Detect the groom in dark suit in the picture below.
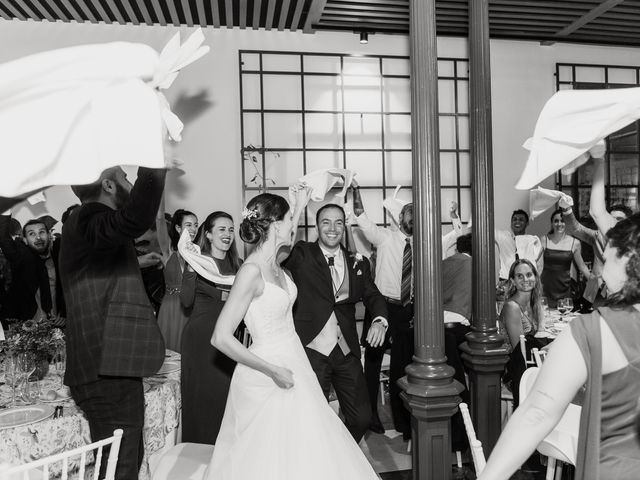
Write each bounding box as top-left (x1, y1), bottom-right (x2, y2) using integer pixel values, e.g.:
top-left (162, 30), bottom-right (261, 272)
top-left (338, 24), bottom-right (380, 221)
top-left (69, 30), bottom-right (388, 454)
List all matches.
top-left (284, 204), bottom-right (388, 442)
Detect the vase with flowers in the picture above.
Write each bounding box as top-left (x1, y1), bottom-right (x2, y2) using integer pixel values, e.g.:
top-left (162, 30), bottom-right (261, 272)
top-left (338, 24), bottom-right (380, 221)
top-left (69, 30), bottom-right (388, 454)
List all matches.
top-left (0, 317), bottom-right (65, 380)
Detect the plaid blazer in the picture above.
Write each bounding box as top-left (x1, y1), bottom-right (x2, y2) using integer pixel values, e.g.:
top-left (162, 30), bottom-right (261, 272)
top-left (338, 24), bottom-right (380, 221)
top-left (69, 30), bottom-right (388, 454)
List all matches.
top-left (60, 168), bottom-right (166, 386)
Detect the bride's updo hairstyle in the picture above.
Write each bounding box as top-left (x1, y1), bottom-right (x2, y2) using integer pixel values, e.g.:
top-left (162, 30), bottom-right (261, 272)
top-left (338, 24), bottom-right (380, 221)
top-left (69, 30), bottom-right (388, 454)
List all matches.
top-left (239, 193), bottom-right (290, 246)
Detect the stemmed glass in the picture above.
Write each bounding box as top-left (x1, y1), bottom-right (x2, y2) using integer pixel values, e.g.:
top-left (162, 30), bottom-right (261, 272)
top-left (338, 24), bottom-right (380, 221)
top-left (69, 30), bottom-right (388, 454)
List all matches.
top-left (53, 346), bottom-right (66, 390)
top-left (17, 352), bottom-right (38, 404)
top-left (558, 298), bottom-right (574, 320)
top-left (3, 355), bottom-right (19, 408)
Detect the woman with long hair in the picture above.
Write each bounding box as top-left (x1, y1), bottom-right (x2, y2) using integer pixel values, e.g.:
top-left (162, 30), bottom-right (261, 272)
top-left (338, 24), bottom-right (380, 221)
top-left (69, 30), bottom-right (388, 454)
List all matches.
top-left (204, 190), bottom-right (378, 480)
top-left (540, 208), bottom-right (592, 307)
top-left (499, 258), bottom-right (546, 407)
top-left (180, 210), bottom-right (242, 444)
top-left (480, 214), bottom-right (640, 480)
top-left (156, 209), bottom-right (198, 352)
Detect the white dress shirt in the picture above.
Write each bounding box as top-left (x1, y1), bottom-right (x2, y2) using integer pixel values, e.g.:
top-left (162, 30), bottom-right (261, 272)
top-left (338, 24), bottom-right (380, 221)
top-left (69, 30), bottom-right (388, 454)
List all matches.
top-left (495, 230), bottom-right (543, 280)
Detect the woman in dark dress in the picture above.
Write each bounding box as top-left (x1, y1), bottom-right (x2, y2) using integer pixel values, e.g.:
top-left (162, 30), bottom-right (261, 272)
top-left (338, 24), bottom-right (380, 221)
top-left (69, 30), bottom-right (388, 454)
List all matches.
top-left (180, 211), bottom-right (242, 444)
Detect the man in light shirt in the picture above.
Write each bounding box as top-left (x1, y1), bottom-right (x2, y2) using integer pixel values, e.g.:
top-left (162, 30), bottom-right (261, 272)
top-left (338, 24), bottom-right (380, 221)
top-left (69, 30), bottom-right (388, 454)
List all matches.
top-left (495, 209), bottom-right (544, 283)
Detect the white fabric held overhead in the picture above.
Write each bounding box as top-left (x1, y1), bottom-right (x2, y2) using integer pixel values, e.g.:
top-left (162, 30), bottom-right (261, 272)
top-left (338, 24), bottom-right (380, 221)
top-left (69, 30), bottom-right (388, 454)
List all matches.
top-left (516, 86), bottom-right (640, 190)
top-left (0, 29), bottom-right (209, 198)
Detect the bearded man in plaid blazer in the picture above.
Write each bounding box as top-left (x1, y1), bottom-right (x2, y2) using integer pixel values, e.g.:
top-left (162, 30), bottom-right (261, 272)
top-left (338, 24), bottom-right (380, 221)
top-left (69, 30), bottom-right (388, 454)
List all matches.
top-left (60, 166), bottom-right (166, 480)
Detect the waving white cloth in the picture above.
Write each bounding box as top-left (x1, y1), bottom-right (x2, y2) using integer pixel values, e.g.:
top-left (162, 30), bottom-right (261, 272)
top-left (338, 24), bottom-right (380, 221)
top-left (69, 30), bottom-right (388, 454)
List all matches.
top-left (177, 229), bottom-right (235, 286)
top-left (289, 168), bottom-right (356, 205)
top-left (516, 86), bottom-right (640, 190)
top-left (529, 187), bottom-right (573, 221)
top-left (0, 29), bottom-right (209, 198)
top-left (382, 185), bottom-right (409, 226)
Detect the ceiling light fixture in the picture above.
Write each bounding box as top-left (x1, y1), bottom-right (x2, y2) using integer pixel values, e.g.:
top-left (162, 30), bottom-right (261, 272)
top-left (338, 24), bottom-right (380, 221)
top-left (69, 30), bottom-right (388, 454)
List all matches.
top-left (359, 31), bottom-right (368, 44)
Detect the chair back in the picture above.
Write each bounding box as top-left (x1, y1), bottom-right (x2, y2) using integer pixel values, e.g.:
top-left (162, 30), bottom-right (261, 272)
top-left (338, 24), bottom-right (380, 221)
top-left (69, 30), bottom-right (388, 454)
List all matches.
top-left (519, 334), bottom-right (537, 368)
top-left (0, 429), bottom-right (123, 480)
top-left (459, 402), bottom-right (486, 475)
top-left (532, 348), bottom-right (547, 367)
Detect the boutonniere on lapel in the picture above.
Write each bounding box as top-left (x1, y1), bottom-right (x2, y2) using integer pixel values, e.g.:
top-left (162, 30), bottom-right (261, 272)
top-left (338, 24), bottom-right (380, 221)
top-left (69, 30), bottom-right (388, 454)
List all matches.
top-left (351, 253), bottom-right (364, 275)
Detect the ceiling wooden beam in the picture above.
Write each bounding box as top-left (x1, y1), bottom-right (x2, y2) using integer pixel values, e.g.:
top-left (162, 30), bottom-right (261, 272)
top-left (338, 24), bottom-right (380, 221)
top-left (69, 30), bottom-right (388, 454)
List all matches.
top-left (104, 0), bottom-right (127, 24)
top-left (181, 0), bottom-right (194, 26)
top-left (119, 0), bottom-right (140, 25)
top-left (31, 0), bottom-right (58, 22)
top-left (225, 0), bottom-right (233, 26)
top-left (304, 0), bottom-right (327, 32)
top-left (149, 0), bottom-right (167, 25)
top-left (165, 0), bottom-right (181, 26)
top-left (87, 0), bottom-right (112, 23)
top-left (542, 0), bottom-right (626, 45)
top-left (71, 0), bottom-right (97, 23)
top-left (13, 0), bottom-right (39, 20)
top-left (252, 0), bottom-right (261, 29)
top-left (0, 3), bottom-right (12, 20)
top-left (131, 0), bottom-right (152, 24)
top-left (194, 0), bottom-right (206, 27)
top-left (265, 0), bottom-right (276, 30)
top-left (239, 0), bottom-right (246, 28)
top-left (211, 0), bottom-right (221, 27)
top-left (290, 0), bottom-right (305, 31)
top-left (58, 0), bottom-right (84, 22)
top-left (277, 0), bottom-right (290, 30)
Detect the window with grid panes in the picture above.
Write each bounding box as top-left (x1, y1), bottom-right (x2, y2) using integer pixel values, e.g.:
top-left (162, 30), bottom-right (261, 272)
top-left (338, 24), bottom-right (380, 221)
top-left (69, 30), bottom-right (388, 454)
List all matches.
top-left (239, 51), bottom-right (470, 242)
top-left (555, 63), bottom-right (640, 218)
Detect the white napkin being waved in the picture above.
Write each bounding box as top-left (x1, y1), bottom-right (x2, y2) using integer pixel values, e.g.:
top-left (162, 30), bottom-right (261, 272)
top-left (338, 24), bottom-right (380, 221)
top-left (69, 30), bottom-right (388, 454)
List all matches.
top-left (288, 168), bottom-right (356, 207)
top-left (528, 187), bottom-right (574, 221)
top-left (177, 229), bottom-right (235, 286)
top-left (516, 86), bottom-right (640, 190)
top-left (0, 29), bottom-right (209, 198)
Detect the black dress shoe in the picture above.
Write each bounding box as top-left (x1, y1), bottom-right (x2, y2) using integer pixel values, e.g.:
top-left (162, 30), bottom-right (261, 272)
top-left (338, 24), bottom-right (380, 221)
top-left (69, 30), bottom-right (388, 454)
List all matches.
top-left (369, 418), bottom-right (385, 434)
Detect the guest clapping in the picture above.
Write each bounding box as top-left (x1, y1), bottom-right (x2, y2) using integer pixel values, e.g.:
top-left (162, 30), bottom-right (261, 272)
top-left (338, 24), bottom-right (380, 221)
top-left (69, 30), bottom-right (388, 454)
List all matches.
top-left (180, 211), bottom-right (242, 445)
top-left (480, 214), bottom-right (640, 480)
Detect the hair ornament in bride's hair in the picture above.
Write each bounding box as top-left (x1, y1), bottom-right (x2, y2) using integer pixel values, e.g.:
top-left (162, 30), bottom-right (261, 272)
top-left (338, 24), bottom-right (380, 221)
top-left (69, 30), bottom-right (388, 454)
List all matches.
top-left (241, 207), bottom-right (258, 220)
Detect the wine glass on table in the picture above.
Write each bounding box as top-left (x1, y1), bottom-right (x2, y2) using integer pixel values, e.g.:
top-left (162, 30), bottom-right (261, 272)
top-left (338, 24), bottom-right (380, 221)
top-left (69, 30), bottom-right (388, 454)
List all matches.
top-left (563, 298), bottom-right (574, 321)
top-left (53, 346), bottom-right (66, 390)
top-left (557, 298), bottom-right (568, 318)
top-left (3, 355), bottom-right (19, 408)
top-left (17, 352), bottom-right (38, 404)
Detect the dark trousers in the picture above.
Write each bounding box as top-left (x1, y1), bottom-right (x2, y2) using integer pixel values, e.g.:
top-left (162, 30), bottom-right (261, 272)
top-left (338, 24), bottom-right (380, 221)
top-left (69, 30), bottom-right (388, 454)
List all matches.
top-left (70, 376), bottom-right (144, 480)
top-left (444, 323), bottom-right (471, 452)
top-left (388, 301), bottom-right (414, 435)
top-left (360, 309), bottom-right (390, 422)
top-left (305, 345), bottom-right (371, 443)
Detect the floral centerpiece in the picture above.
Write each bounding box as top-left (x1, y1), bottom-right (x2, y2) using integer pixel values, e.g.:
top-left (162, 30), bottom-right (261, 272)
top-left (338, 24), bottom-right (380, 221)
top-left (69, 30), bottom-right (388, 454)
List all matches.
top-left (0, 317), bottom-right (65, 379)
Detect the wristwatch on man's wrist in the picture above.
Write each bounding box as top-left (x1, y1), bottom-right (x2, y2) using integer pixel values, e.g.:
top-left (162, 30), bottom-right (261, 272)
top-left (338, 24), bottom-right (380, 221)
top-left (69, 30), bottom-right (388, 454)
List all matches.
top-left (372, 317), bottom-right (388, 329)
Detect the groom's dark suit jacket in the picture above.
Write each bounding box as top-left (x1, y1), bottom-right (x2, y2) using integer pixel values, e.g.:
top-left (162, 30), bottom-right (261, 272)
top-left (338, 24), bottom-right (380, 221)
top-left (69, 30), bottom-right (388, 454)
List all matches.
top-left (284, 241), bottom-right (387, 356)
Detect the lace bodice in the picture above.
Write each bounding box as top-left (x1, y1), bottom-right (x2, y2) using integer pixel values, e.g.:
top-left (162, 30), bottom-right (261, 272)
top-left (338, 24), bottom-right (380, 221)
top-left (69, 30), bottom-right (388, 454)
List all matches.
top-left (245, 272), bottom-right (298, 346)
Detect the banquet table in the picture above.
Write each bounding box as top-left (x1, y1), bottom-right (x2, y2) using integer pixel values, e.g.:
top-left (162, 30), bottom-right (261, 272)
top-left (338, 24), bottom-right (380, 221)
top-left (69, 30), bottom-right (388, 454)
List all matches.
top-left (0, 350), bottom-right (181, 479)
top-left (534, 309), bottom-right (580, 341)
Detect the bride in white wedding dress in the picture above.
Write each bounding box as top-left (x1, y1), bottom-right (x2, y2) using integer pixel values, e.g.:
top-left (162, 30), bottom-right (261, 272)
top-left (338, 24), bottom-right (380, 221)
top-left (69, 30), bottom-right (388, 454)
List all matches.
top-left (204, 190), bottom-right (379, 480)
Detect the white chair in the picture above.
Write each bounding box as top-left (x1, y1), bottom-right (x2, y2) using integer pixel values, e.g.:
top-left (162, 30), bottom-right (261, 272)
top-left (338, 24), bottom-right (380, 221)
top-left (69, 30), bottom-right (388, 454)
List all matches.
top-left (519, 334), bottom-right (536, 367)
top-left (532, 348), bottom-right (547, 367)
top-left (519, 367), bottom-right (580, 480)
top-left (0, 429), bottom-right (123, 480)
top-left (151, 443), bottom-right (214, 480)
top-left (379, 352), bottom-right (391, 405)
top-left (459, 402), bottom-right (486, 475)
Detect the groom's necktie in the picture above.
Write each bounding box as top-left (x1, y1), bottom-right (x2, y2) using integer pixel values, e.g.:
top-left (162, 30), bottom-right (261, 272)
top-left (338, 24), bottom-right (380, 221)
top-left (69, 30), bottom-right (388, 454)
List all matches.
top-left (400, 238), bottom-right (412, 306)
top-left (327, 256), bottom-right (342, 297)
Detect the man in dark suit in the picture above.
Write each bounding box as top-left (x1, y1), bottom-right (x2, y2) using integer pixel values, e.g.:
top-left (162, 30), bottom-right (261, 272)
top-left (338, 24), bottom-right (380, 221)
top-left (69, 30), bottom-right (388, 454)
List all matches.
top-left (0, 216), bottom-right (57, 324)
top-left (60, 166), bottom-right (166, 480)
top-left (284, 203), bottom-right (388, 442)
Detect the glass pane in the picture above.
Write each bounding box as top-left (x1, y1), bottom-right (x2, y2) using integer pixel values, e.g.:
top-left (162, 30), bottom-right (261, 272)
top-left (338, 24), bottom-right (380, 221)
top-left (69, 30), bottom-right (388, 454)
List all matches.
top-left (382, 77), bottom-right (410, 113)
top-left (610, 153), bottom-right (639, 185)
top-left (574, 67), bottom-right (605, 83)
top-left (262, 53), bottom-right (300, 72)
top-left (263, 74), bottom-right (302, 110)
top-left (242, 74), bottom-right (261, 110)
top-left (439, 116), bottom-right (456, 150)
top-left (264, 113), bottom-right (302, 148)
top-left (342, 77), bottom-right (381, 112)
top-left (242, 113), bottom-right (262, 146)
top-left (359, 189), bottom-right (385, 224)
top-left (459, 188), bottom-right (472, 221)
top-left (609, 187), bottom-right (638, 211)
top-left (577, 160), bottom-right (594, 186)
top-left (557, 65), bottom-right (573, 83)
top-left (440, 152), bottom-right (457, 186)
top-left (244, 150), bottom-right (264, 188)
top-left (305, 75), bottom-right (342, 111)
top-left (345, 151), bottom-right (382, 186)
top-left (343, 57), bottom-right (380, 76)
top-left (558, 84), bottom-right (573, 91)
top-left (264, 151), bottom-right (304, 188)
top-left (438, 60), bottom-right (455, 77)
top-left (438, 79), bottom-right (456, 114)
top-left (303, 55), bottom-right (341, 74)
top-left (240, 52), bottom-right (260, 71)
top-left (608, 68), bottom-right (637, 84)
top-left (458, 152), bottom-right (470, 185)
top-left (384, 114), bottom-right (411, 149)
top-left (456, 60), bottom-right (469, 78)
top-left (384, 151), bottom-right (412, 185)
top-left (457, 80), bottom-right (469, 114)
top-left (609, 123), bottom-right (638, 153)
top-left (457, 116), bottom-right (469, 150)
top-left (388, 185), bottom-right (412, 206)
top-left (305, 113), bottom-right (343, 149)
top-left (577, 188), bottom-right (591, 218)
top-left (382, 58), bottom-right (410, 76)
top-left (306, 150), bottom-right (342, 172)
top-left (344, 113), bottom-right (382, 149)
top-left (440, 188), bottom-right (457, 220)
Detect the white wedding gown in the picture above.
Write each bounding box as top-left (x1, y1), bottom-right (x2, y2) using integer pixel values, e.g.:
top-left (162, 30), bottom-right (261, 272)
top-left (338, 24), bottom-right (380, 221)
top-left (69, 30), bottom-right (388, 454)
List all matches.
top-left (204, 272), bottom-right (378, 480)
